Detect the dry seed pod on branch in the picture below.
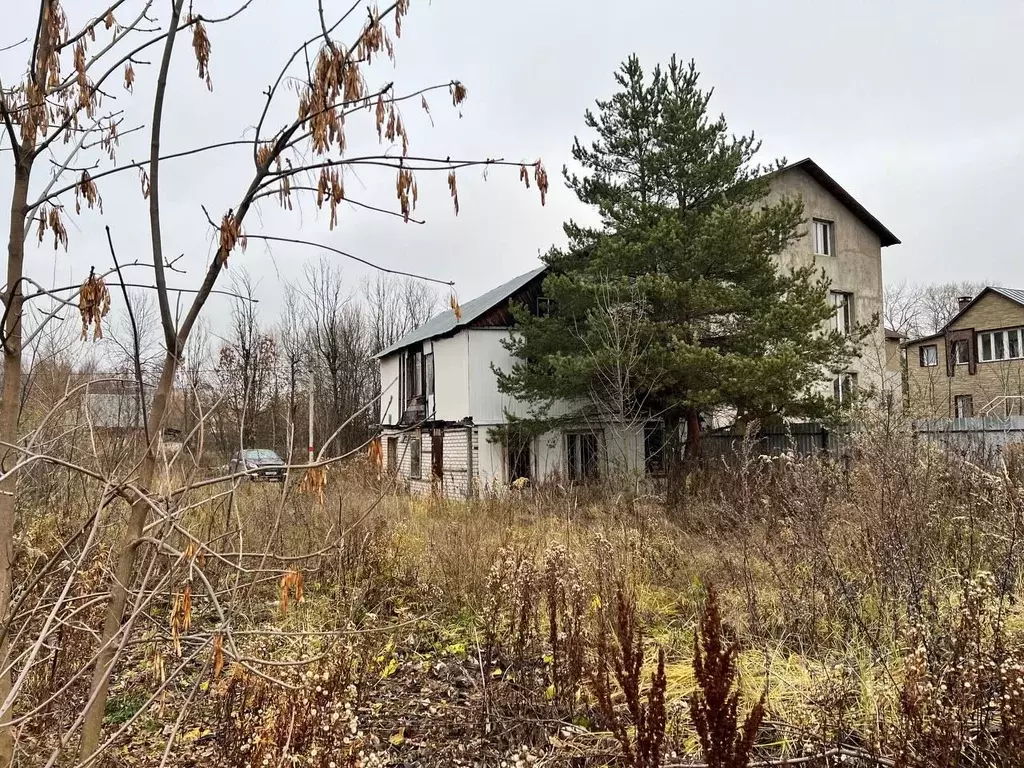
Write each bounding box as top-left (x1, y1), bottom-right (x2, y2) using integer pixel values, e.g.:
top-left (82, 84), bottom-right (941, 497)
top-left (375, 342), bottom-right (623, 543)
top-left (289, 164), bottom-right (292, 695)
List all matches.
top-left (189, 15), bottom-right (213, 91)
top-left (75, 169), bottom-right (102, 214)
top-left (218, 213), bottom-right (246, 265)
top-left (448, 171), bottom-right (459, 215)
top-left (298, 466), bottom-right (327, 505)
top-left (450, 294), bottom-right (462, 321)
top-left (78, 268), bottom-right (111, 341)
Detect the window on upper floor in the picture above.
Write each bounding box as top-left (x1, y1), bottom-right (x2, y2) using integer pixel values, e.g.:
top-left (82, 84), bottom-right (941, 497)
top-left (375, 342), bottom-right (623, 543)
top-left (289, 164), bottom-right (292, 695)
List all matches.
top-left (830, 291), bottom-right (853, 335)
top-left (404, 350), bottom-right (423, 402)
top-left (919, 345), bottom-right (938, 367)
top-left (537, 296), bottom-right (556, 316)
top-left (979, 328), bottom-right (1024, 362)
top-left (813, 219), bottom-right (834, 256)
top-left (424, 353), bottom-right (434, 397)
top-left (833, 372), bottom-right (857, 404)
top-left (951, 339), bottom-right (971, 366)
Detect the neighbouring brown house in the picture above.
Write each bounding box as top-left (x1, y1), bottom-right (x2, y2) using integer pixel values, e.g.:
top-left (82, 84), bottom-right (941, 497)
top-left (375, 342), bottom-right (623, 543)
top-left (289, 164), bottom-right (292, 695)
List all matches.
top-left (905, 287), bottom-right (1024, 418)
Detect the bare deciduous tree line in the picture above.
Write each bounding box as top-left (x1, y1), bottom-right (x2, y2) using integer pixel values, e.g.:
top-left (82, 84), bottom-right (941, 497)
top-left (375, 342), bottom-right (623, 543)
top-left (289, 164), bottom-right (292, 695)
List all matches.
top-left (884, 279), bottom-right (988, 338)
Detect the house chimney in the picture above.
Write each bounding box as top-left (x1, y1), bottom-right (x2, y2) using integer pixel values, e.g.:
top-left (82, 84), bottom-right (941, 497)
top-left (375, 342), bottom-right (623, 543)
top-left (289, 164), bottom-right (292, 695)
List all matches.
top-left (957, 295), bottom-right (973, 311)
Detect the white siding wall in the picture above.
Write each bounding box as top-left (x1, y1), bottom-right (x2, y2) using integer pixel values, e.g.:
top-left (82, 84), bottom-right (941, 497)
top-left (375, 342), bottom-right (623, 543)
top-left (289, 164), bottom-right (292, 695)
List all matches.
top-left (431, 335), bottom-right (470, 421)
top-left (467, 329), bottom-right (577, 423)
top-left (379, 355), bottom-right (401, 426)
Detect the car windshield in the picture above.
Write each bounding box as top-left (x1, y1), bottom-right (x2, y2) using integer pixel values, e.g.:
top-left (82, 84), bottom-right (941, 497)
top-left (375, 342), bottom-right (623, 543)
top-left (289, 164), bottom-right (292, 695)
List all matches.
top-left (243, 449), bottom-right (282, 461)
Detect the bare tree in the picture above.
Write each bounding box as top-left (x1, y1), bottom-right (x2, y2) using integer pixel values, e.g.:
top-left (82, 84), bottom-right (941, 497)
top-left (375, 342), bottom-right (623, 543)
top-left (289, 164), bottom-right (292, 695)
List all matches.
top-left (0, 2), bottom-right (546, 762)
top-left (216, 270), bottom-right (276, 449)
top-left (303, 260), bottom-right (375, 456)
top-left (885, 280), bottom-right (988, 338)
top-left (363, 272), bottom-right (440, 354)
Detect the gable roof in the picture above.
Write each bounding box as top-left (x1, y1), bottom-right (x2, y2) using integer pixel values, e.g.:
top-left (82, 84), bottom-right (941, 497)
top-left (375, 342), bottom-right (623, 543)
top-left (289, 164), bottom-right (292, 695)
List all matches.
top-left (904, 286), bottom-right (1024, 345)
top-left (375, 265), bottom-right (548, 358)
top-left (775, 158), bottom-right (901, 247)
top-left (884, 327), bottom-right (904, 341)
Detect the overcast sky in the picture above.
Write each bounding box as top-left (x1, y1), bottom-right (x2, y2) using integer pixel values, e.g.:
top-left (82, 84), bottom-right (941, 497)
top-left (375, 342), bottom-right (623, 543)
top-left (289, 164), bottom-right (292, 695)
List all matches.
top-left (3, 0), bottom-right (1023, 348)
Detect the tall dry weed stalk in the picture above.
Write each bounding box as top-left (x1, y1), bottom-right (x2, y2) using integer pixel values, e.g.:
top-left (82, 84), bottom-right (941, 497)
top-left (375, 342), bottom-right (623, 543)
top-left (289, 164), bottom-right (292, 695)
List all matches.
top-left (690, 586), bottom-right (763, 768)
top-left (589, 584), bottom-right (667, 768)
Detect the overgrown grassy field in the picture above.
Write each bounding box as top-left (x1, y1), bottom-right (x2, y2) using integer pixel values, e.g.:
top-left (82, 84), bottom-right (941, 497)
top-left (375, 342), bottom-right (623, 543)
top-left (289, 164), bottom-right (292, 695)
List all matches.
top-left (15, 421), bottom-right (1024, 767)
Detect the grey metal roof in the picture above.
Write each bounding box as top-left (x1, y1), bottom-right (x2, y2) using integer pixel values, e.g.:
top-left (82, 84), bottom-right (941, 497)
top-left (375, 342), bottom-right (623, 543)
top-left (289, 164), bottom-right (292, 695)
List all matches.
top-left (375, 265), bottom-right (548, 358)
top-left (991, 287), bottom-right (1024, 306)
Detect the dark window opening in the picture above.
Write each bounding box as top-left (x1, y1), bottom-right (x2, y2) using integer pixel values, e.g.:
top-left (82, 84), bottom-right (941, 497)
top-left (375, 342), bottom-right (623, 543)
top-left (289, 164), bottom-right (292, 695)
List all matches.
top-left (387, 436), bottom-right (398, 474)
top-left (431, 429), bottom-right (444, 480)
top-left (919, 345), bottom-right (938, 367)
top-left (567, 432), bottom-right (599, 483)
top-left (508, 435), bottom-right (531, 484)
top-left (537, 296), bottom-right (556, 316)
top-left (405, 350), bottom-right (423, 402)
top-left (644, 422), bottom-right (666, 475)
top-left (425, 353), bottom-right (435, 397)
top-left (409, 433), bottom-right (421, 479)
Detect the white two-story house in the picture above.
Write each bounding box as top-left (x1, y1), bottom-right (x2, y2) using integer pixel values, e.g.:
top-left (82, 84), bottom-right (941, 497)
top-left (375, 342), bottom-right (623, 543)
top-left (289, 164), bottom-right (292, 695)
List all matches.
top-left (377, 158), bottom-right (899, 496)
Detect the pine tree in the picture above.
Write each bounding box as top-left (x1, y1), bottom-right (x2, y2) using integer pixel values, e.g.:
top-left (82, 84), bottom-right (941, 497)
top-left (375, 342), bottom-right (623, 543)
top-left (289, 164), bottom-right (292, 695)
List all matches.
top-left (496, 56), bottom-right (864, 506)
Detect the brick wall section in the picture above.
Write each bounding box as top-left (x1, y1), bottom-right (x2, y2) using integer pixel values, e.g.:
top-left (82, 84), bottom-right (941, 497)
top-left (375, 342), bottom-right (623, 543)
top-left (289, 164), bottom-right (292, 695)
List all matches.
top-left (906, 292), bottom-right (1024, 417)
top-left (381, 426), bottom-right (480, 499)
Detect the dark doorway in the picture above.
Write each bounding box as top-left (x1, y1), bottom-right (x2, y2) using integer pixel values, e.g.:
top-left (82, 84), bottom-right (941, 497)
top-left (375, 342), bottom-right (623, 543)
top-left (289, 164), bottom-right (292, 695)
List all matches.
top-left (508, 435), bottom-right (531, 484)
top-left (567, 432), bottom-right (599, 483)
top-left (431, 429), bottom-right (444, 482)
top-left (387, 436), bottom-right (398, 474)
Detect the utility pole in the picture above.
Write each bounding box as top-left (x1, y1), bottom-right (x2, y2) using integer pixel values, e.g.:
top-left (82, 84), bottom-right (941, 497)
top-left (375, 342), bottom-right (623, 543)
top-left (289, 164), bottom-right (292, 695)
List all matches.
top-left (308, 364), bottom-right (314, 464)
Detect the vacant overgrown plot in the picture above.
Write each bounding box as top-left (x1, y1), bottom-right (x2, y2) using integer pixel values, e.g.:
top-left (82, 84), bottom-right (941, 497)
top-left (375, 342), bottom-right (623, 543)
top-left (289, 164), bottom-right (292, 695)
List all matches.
top-left (0, 1), bottom-right (544, 764)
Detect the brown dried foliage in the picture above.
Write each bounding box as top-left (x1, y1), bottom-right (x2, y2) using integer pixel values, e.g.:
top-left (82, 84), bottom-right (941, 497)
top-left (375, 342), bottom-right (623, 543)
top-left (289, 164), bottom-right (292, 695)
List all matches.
top-left (691, 586), bottom-right (764, 768)
top-left (297, 0), bottom-right (404, 160)
top-left (279, 569), bottom-right (305, 613)
top-left (449, 293), bottom-right (462, 321)
top-left (218, 213), bottom-right (246, 265)
top-left (169, 584), bottom-right (193, 657)
top-left (316, 168), bottom-right (345, 228)
top-left (395, 167), bottom-right (416, 221)
top-left (299, 466), bottom-right (328, 505)
top-left (450, 80), bottom-right (468, 107)
top-left (37, 205), bottom-right (68, 251)
top-left (189, 15), bottom-right (213, 91)
top-left (217, 654), bottom-right (362, 768)
top-left (448, 170), bottom-right (459, 215)
top-left (74, 169), bottom-right (102, 214)
top-left (590, 584), bottom-right (667, 768)
top-left (78, 269), bottom-right (110, 341)
top-left (123, 61), bottom-right (135, 92)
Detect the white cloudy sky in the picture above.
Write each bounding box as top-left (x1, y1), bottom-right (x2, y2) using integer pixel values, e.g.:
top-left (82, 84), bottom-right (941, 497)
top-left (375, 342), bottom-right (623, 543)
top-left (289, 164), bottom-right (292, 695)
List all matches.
top-left (2, 0), bottom-right (1023, 340)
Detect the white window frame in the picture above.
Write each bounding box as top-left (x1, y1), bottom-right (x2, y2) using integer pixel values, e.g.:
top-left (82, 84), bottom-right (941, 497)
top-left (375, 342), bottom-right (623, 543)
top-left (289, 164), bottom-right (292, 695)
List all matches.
top-left (919, 344), bottom-right (938, 367)
top-left (813, 219), bottom-right (834, 256)
top-left (830, 291), bottom-right (854, 335)
top-left (951, 339), bottom-right (970, 366)
top-left (979, 328), bottom-right (1024, 363)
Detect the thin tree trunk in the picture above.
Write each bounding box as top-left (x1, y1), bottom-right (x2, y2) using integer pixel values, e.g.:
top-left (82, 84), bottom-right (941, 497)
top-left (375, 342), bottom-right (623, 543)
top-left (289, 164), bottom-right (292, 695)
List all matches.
top-left (664, 410), bottom-right (684, 513)
top-left (78, 0), bottom-right (186, 757)
top-left (0, 154), bottom-right (32, 768)
top-left (77, 354), bottom-right (176, 758)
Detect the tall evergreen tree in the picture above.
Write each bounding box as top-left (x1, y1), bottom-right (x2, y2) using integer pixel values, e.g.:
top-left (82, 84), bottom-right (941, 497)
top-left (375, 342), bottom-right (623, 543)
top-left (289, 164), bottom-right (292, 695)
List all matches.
top-left (496, 56), bottom-right (864, 500)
